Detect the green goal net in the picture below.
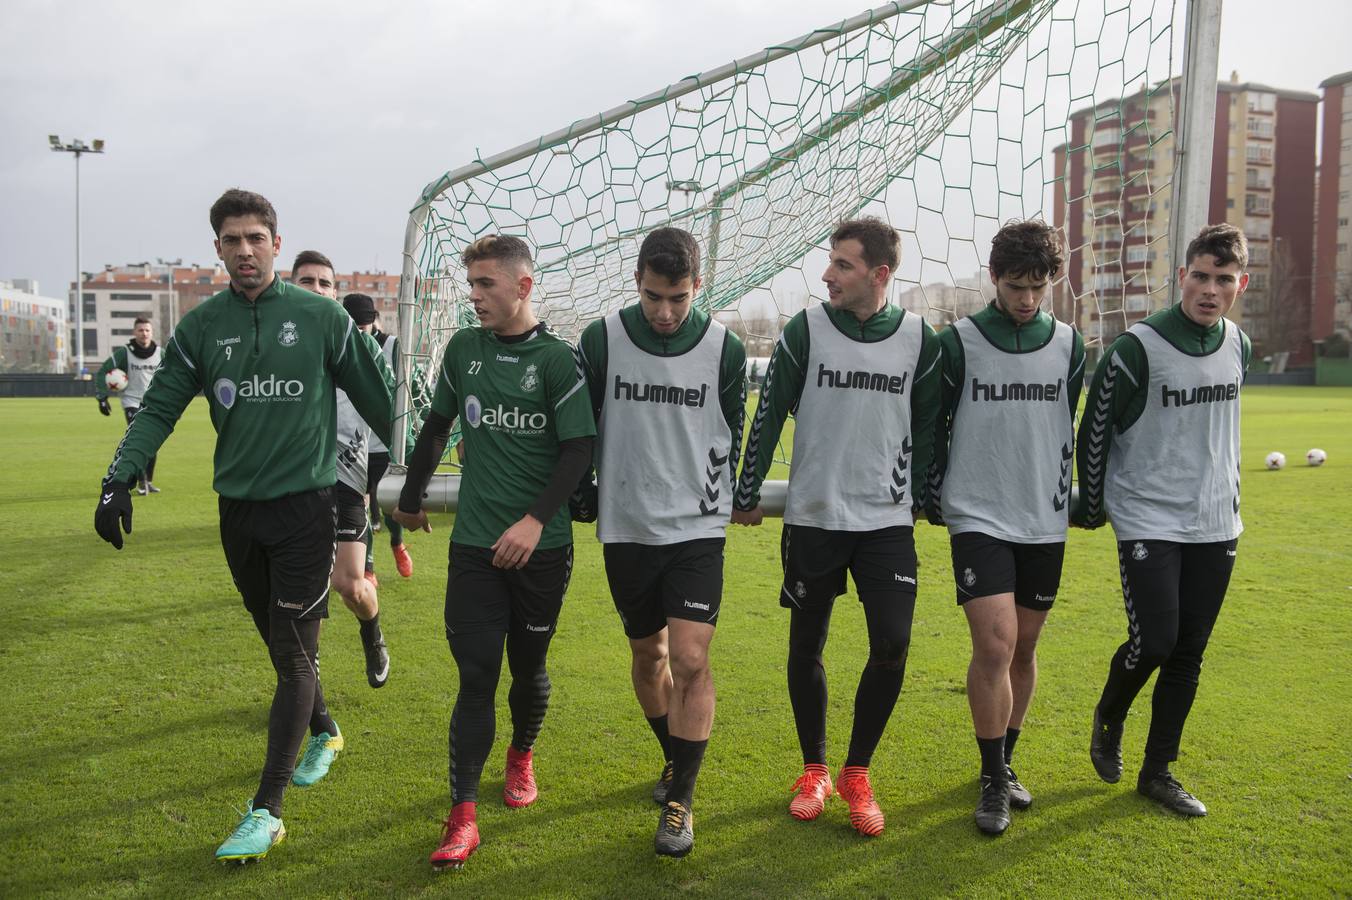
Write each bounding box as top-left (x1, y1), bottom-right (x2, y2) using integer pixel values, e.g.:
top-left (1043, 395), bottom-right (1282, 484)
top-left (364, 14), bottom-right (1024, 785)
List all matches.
top-left (390, 0), bottom-right (1185, 468)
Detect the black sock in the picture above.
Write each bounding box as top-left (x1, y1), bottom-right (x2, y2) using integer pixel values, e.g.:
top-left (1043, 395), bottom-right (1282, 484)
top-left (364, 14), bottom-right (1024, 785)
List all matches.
top-left (646, 714), bottom-right (673, 761)
top-left (1004, 727), bottom-right (1021, 765)
top-left (667, 736), bottom-right (707, 808)
top-left (359, 612), bottom-right (382, 644)
top-left (977, 735), bottom-right (1006, 782)
top-left (1140, 756), bottom-right (1171, 780)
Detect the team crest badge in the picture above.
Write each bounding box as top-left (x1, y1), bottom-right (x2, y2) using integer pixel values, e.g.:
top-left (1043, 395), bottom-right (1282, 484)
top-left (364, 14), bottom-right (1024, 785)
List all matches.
top-left (278, 320), bottom-right (299, 347)
top-left (1132, 542), bottom-right (1148, 561)
top-left (520, 363), bottom-right (539, 392)
top-left (962, 568), bottom-right (976, 588)
top-left (794, 581), bottom-right (807, 600)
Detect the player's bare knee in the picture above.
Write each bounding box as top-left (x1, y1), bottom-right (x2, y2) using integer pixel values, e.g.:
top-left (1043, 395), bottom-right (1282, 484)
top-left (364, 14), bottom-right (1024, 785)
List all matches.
top-left (668, 644), bottom-right (710, 687)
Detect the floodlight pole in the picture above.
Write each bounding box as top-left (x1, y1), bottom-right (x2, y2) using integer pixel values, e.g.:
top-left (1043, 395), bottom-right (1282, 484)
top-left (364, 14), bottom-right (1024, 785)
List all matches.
top-left (1168, 0), bottom-right (1223, 283)
top-left (50, 136), bottom-right (106, 376)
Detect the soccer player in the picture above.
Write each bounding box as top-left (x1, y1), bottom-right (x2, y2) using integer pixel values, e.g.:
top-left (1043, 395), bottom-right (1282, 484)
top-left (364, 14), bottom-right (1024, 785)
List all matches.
top-left (95, 316), bottom-right (164, 494)
top-left (291, 250), bottom-right (393, 690)
top-left (1073, 223), bottom-right (1252, 818)
top-left (575, 227), bottom-right (746, 857)
top-left (928, 220), bottom-right (1085, 835)
top-left (365, 311), bottom-right (415, 579)
top-left (732, 217), bottom-right (941, 837)
top-left (391, 235), bottom-right (595, 871)
top-left (93, 189), bottom-right (394, 862)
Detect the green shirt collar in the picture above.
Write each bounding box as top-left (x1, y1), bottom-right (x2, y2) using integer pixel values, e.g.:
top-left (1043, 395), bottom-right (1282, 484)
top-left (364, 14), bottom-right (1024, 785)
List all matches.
top-left (228, 275), bottom-right (285, 303)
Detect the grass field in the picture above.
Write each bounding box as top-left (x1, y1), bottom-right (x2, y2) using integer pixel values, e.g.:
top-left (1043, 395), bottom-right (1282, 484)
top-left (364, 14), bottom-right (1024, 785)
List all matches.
top-left (2, 388), bottom-right (1350, 898)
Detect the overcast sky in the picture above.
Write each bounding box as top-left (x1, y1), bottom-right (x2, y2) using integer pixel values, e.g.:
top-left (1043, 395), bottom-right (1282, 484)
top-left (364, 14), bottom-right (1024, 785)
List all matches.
top-left (1, 0), bottom-right (1348, 301)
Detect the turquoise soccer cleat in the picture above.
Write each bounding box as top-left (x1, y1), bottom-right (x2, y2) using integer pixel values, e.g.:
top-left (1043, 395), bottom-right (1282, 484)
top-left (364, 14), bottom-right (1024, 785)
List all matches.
top-left (292, 725), bottom-right (344, 786)
top-left (215, 803), bottom-right (285, 863)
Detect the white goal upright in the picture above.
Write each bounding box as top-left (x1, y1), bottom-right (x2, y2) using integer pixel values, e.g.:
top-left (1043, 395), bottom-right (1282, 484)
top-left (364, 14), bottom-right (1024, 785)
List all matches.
top-left (379, 0), bottom-right (1221, 516)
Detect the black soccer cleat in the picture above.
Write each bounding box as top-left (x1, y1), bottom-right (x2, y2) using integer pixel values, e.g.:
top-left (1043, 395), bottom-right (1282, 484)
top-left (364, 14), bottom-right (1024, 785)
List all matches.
top-left (652, 760), bottom-right (675, 806)
top-left (1090, 706), bottom-right (1124, 784)
top-left (1137, 771), bottom-right (1207, 817)
top-left (974, 775), bottom-right (1011, 836)
top-left (363, 632), bottom-right (390, 689)
top-left (654, 801), bottom-right (694, 858)
top-left (1006, 766), bottom-right (1032, 810)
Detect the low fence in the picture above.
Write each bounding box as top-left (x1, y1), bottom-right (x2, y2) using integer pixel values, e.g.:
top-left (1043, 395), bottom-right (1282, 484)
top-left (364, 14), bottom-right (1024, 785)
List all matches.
top-left (0, 374), bottom-right (100, 398)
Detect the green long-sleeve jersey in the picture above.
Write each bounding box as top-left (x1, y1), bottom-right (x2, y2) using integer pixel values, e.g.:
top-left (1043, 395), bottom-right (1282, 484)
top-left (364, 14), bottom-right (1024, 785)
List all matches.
top-left (734, 301), bottom-right (942, 512)
top-left (1072, 303), bottom-right (1252, 528)
top-left (105, 277), bottom-right (394, 501)
top-left (931, 303), bottom-right (1086, 509)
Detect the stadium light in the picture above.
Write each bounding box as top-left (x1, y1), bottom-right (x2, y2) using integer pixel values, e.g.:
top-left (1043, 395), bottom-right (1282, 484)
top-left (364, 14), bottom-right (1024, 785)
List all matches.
top-left (49, 135), bottom-right (107, 377)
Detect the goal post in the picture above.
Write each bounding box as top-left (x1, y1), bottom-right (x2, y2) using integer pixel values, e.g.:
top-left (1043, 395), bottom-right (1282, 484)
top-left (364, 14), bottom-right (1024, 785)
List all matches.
top-left (379, 0), bottom-right (1216, 517)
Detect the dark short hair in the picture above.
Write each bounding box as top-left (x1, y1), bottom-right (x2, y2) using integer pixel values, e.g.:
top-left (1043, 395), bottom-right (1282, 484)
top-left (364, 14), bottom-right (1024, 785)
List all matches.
top-left (209, 189), bottom-right (278, 238)
top-left (461, 234), bottom-right (533, 271)
top-left (292, 250), bottom-right (335, 274)
top-left (1185, 223), bottom-right (1249, 270)
top-left (133, 316), bottom-right (152, 326)
top-left (636, 227), bottom-right (701, 283)
top-left (989, 219), bottom-right (1063, 280)
top-left (830, 217), bottom-right (900, 272)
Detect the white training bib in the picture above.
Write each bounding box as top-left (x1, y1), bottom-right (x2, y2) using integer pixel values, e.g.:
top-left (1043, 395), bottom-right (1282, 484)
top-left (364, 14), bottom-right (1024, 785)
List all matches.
top-left (942, 317), bottom-right (1075, 543)
top-left (785, 304), bottom-right (922, 530)
top-left (121, 345), bottom-right (163, 408)
top-left (1106, 320), bottom-right (1244, 542)
top-left (596, 312), bottom-right (732, 544)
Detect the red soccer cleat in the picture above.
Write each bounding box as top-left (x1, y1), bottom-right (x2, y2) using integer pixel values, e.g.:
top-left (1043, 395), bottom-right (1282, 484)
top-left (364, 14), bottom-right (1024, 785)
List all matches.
top-left (430, 802), bottom-right (480, 871)
top-left (789, 764), bottom-right (833, 821)
top-left (504, 745), bottom-right (538, 808)
top-left (393, 543), bottom-right (413, 578)
top-left (837, 765), bottom-right (885, 836)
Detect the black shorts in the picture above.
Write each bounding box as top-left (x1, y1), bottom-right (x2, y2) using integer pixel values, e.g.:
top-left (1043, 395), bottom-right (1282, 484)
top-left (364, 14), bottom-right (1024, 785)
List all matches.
top-left (603, 538), bottom-right (725, 639)
top-left (335, 482), bottom-right (370, 544)
top-left (950, 531), bottom-right (1065, 611)
top-left (219, 487), bottom-right (337, 623)
top-left (445, 542), bottom-right (573, 637)
top-left (779, 524), bottom-right (917, 611)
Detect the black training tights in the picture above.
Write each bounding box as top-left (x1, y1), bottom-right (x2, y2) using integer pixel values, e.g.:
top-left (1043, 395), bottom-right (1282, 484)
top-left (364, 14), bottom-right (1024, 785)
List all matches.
top-left (447, 626), bottom-right (556, 803)
top-left (253, 615), bottom-right (335, 818)
top-left (787, 595), bottom-right (915, 769)
top-left (1098, 539), bottom-right (1235, 768)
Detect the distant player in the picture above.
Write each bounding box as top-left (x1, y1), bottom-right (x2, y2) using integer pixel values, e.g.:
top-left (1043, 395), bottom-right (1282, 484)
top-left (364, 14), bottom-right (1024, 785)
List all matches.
top-left (392, 235), bottom-right (595, 871)
top-left (292, 250), bottom-right (393, 690)
top-left (1074, 223), bottom-right (1252, 818)
top-left (928, 220), bottom-right (1084, 835)
top-left (94, 189), bottom-right (394, 863)
top-left (575, 227), bottom-right (746, 857)
top-left (732, 217), bottom-right (941, 837)
top-left (95, 316), bottom-right (164, 494)
top-left (365, 312), bottom-right (415, 580)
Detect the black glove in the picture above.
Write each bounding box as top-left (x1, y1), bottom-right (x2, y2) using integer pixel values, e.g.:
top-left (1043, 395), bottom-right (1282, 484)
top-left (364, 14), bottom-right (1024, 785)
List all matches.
top-left (568, 469), bottom-right (598, 523)
top-left (98, 398), bottom-right (111, 416)
top-left (94, 477), bottom-right (134, 549)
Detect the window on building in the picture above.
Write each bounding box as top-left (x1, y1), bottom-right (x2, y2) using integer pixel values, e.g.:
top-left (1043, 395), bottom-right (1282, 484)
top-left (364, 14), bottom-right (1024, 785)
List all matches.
top-left (110, 292), bottom-right (153, 301)
top-left (1248, 244), bottom-right (1270, 266)
top-left (1125, 295), bottom-right (1150, 312)
top-left (1245, 194), bottom-right (1271, 214)
top-left (83, 329), bottom-right (98, 354)
top-left (1245, 145), bottom-right (1273, 164)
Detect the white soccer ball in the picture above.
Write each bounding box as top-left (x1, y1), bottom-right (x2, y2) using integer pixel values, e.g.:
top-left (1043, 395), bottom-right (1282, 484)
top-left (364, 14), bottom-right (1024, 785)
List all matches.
top-left (1264, 451), bottom-right (1286, 470)
top-left (1306, 448), bottom-right (1327, 467)
top-left (105, 368), bottom-right (129, 392)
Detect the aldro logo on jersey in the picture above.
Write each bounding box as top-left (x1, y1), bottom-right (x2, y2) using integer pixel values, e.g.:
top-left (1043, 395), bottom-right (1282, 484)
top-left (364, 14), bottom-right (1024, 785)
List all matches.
top-left (213, 374), bottom-right (305, 408)
top-left (816, 364), bottom-right (908, 395)
top-left (464, 393), bottom-right (548, 434)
